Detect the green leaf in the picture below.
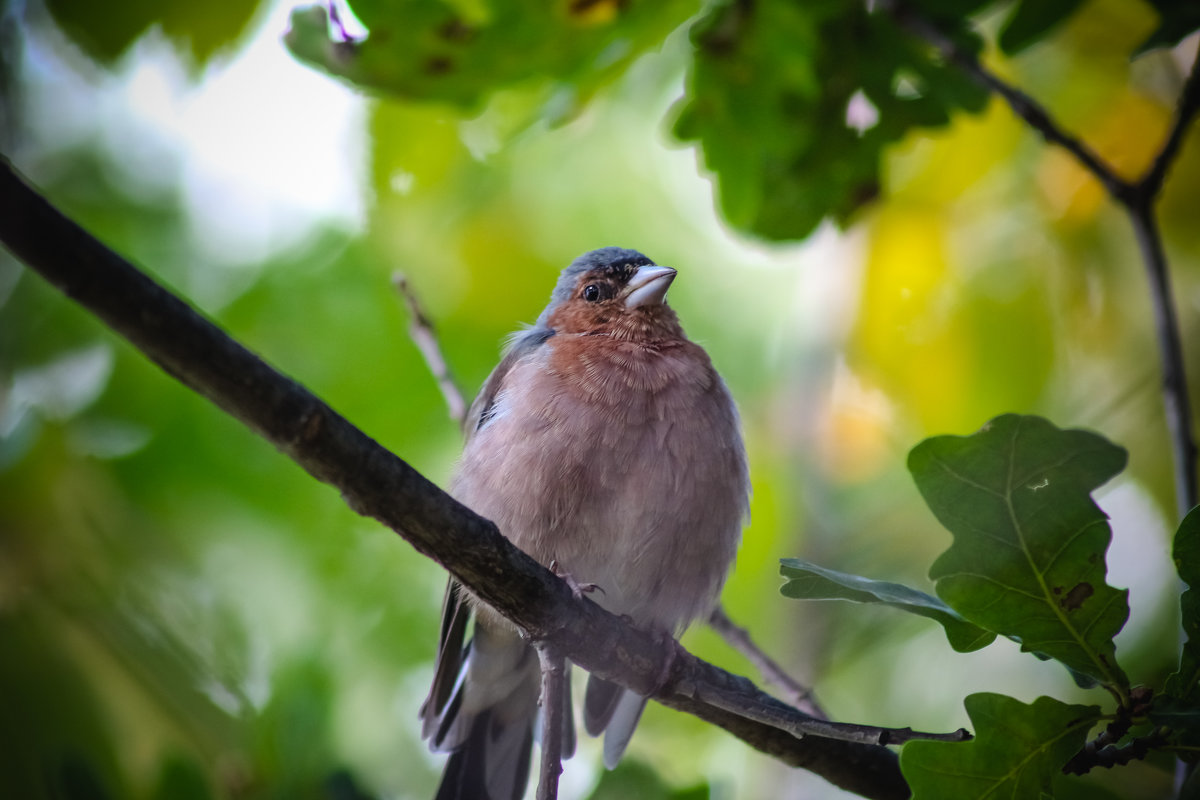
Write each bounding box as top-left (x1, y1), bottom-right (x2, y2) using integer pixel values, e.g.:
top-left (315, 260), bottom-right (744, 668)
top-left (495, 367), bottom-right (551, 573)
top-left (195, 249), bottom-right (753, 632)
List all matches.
top-left (900, 693), bottom-right (1100, 800)
top-left (1136, 1), bottom-right (1200, 53)
top-left (285, 0), bottom-right (697, 113)
top-left (908, 414), bottom-right (1130, 690)
top-left (997, 0), bottom-right (1087, 55)
top-left (42, 0), bottom-right (263, 68)
top-left (1159, 506), bottom-right (1200, 758)
top-left (1167, 506), bottom-right (1200, 702)
top-left (779, 558), bottom-right (995, 652)
top-left (670, 0), bottom-right (988, 241)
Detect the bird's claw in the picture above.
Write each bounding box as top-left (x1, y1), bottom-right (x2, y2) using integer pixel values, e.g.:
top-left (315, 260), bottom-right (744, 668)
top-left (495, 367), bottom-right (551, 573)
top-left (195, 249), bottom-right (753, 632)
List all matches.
top-left (550, 559), bottom-right (605, 599)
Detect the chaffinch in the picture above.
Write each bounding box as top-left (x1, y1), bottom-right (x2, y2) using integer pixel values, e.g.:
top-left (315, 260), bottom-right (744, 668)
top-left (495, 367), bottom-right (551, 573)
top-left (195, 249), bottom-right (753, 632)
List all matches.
top-left (420, 247), bottom-right (750, 799)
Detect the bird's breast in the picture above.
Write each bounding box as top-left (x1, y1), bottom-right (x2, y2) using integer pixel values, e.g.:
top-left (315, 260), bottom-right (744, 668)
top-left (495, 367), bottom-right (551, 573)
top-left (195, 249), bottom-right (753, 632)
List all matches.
top-left (451, 335), bottom-right (749, 631)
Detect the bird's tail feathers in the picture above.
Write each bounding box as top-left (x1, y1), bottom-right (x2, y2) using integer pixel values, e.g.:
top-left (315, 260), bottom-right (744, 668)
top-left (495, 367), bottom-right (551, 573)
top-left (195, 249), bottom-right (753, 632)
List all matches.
top-left (602, 690), bottom-right (647, 769)
top-left (584, 674), bottom-right (647, 769)
top-left (433, 709), bottom-right (535, 800)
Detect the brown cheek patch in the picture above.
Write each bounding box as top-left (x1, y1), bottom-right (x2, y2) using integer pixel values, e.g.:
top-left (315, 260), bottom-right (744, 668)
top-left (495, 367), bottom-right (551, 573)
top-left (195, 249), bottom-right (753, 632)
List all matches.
top-left (546, 299), bottom-right (613, 334)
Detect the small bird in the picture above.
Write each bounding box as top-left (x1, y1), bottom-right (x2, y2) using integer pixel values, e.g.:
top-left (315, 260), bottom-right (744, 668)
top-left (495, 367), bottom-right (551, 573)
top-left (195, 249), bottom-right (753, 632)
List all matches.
top-left (420, 247), bottom-right (750, 800)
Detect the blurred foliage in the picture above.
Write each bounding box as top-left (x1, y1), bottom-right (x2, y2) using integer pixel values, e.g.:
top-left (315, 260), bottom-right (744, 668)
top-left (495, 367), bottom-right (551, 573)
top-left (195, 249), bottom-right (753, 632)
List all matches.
top-left (585, 759), bottom-right (709, 800)
top-left (672, 0), bottom-right (990, 240)
top-left (1139, 0), bottom-right (1200, 53)
top-left (42, 0), bottom-right (264, 67)
top-left (3, 0), bottom-right (1200, 798)
top-left (285, 0), bottom-right (699, 118)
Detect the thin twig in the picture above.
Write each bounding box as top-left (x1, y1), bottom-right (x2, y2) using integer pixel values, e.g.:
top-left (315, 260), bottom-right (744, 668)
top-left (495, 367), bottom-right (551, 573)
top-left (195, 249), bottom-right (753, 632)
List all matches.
top-left (709, 604), bottom-right (828, 719)
top-left (536, 643), bottom-right (567, 800)
top-left (392, 272), bottom-right (468, 428)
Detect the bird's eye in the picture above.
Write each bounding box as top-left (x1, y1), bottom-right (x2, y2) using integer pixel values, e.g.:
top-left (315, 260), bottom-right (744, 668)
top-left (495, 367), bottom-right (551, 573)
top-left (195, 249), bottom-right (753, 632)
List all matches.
top-left (583, 284), bottom-right (601, 302)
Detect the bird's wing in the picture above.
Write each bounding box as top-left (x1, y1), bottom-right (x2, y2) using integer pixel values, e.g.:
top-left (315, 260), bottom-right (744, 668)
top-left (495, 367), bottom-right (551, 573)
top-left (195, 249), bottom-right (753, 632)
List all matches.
top-left (463, 327), bottom-right (553, 438)
top-left (583, 674), bottom-right (622, 736)
top-left (420, 580), bottom-right (472, 746)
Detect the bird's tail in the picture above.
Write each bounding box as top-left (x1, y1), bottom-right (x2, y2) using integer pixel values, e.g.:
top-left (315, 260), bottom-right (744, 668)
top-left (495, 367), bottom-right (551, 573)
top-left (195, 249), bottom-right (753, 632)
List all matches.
top-left (583, 675), bottom-right (648, 769)
top-left (421, 581), bottom-right (574, 800)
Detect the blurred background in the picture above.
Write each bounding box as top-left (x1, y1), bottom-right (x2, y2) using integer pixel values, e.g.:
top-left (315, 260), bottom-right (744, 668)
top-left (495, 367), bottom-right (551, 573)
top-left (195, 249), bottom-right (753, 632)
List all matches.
top-left (1, 0), bottom-right (1199, 797)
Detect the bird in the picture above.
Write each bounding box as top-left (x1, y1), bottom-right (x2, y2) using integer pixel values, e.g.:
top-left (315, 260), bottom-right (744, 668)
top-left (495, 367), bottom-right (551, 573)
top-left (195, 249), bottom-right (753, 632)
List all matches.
top-left (420, 247), bottom-right (750, 800)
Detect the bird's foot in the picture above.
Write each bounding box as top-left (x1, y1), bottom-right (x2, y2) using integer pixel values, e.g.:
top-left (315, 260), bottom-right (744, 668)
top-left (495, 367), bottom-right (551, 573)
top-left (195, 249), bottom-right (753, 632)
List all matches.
top-left (549, 560), bottom-right (605, 599)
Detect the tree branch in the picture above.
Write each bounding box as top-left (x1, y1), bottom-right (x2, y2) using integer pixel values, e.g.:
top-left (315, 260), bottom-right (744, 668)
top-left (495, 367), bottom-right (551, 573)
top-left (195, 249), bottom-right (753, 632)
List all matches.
top-left (0, 158), bottom-right (913, 800)
top-left (887, 2), bottom-right (1199, 518)
top-left (1125, 51), bottom-right (1200, 518)
top-left (1127, 200), bottom-right (1197, 518)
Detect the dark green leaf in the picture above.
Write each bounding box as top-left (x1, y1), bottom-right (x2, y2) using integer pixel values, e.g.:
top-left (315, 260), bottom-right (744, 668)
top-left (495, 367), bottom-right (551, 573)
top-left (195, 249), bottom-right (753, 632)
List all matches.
top-left (285, 0), bottom-right (697, 113)
top-left (1160, 506), bottom-right (1200, 758)
top-left (779, 558), bottom-right (995, 652)
top-left (1151, 694), bottom-right (1200, 763)
top-left (998, 0), bottom-right (1087, 55)
top-left (670, 0), bottom-right (988, 241)
top-left (42, 0), bottom-right (262, 68)
top-left (908, 414), bottom-right (1130, 689)
top-left (152, 756), bottom-right (212, 800)
top-left (900, 693), bottom-right (1100, 800)
top-left (1136, 1), bottom-right (1200, 53)
top-left (1167, 506), bottom-right (1200, 702)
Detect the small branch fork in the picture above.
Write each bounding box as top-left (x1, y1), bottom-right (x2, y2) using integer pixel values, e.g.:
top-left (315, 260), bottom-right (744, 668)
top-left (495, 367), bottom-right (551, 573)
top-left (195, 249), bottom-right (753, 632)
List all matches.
top-left (888, 1), bottom-right (1200, 520)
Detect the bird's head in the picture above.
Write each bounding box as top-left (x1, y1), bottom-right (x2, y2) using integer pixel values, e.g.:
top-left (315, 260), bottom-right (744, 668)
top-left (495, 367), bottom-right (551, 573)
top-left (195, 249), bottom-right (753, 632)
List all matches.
top-left (537, 248), bottom-right (682, 341)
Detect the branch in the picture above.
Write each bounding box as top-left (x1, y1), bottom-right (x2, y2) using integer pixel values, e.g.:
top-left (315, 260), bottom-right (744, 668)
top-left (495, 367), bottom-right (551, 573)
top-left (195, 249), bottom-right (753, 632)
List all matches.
top-left (0, 158), bottom-right (913, 800)
top-left (1127, 202), bottom-right (1198, 518)
top-left (887, 2), bottom-right (1199, 518)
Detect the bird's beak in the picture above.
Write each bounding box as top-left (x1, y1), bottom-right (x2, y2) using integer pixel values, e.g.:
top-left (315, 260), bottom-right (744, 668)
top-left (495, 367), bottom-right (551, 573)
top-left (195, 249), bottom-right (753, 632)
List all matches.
top-left (624, 266), bottom-right (677, 309)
